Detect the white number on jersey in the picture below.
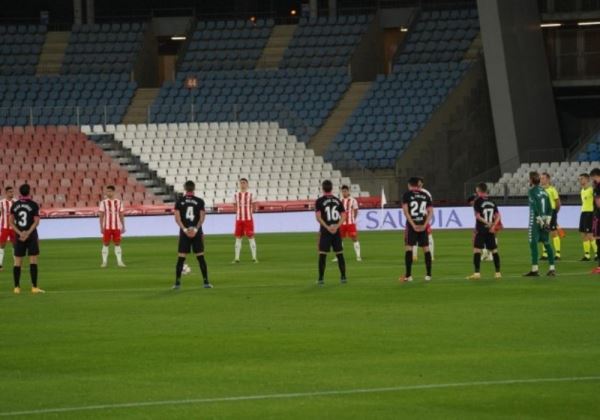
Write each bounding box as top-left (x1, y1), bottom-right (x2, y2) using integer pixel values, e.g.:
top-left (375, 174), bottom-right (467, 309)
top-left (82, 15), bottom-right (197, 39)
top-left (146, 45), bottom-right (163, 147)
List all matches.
top-left (409, 201), bottom-right (427, 218)
top-left (185, 206), bottom-right (195, 222)
top-left (482, 208), bottom-right (494, 224)
top-left (324, 206), bottom-right (340, 222)
top-left (17, 210), bottom-right (27, 228)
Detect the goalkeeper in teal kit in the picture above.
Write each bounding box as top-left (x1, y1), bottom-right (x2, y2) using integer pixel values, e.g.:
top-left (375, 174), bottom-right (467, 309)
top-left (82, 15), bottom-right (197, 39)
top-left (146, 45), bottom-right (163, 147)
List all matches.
top-left (524, 172), bottom-right (556, 277)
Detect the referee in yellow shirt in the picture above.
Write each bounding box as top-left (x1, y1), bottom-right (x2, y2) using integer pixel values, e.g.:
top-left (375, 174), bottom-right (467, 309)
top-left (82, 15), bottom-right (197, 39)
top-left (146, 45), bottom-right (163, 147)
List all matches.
top-left (541, 173), bottom-right (561, 260)
top-left (579, 173), bottom-right (597, 261)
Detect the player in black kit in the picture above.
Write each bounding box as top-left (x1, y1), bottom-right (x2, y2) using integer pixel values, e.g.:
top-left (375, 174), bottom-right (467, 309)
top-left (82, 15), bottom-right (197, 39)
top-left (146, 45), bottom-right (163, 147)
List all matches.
top-left (172, 180), bottom-right (212, 289)
top-left (467, 183), bottom-right (502, 280)
top-left (10, 184), bottom-right (44, 294)
top-left (315, 180), bottom-right (347, 286)
top-left (590, 168), bottom-right (600, 274)
top-left (401, 177), bottom-right (433, 282)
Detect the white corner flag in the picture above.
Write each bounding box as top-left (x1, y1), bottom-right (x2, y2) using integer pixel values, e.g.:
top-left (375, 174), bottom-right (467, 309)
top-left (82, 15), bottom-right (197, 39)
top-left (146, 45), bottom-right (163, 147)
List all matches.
top-left (381, 187), bottom-right (387, 209)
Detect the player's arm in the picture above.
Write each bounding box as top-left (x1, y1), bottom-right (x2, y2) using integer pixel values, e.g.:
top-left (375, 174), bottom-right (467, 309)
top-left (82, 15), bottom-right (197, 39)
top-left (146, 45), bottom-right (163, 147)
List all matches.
top-left (554, 192), bottom-right (561, 212)
top-left (424, 205), bottom-right (433, 227)
top-left (174, 211), bottom-right (186, 231)
top-left (402, 203), bottom-right (417, 229)
top-left (99, 211), bottom-right (105, 233)
top-left (197, 209), bottom-right (205, 229)
top-left (491, 209), bottom-right (501, 230)
top-left (119, 210), bottom-right (126, 234)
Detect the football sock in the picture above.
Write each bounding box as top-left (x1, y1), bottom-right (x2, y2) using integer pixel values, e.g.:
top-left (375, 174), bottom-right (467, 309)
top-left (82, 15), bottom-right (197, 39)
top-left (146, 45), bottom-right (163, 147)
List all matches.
top-left (196, 255), bottom-right (208, 282)
top-left (493, 252), bottom-right (501, 272)
top-left (544, 242), bottom-right (555, 265)
top-left (101, 246), bottom-right (109, 264)
top-left (583, 241), bottom-right (590, 257)
top-left (114, 246), bottom-right (123, 264)
top-left (549, 264), bottom-right (556, 271)
top-left (336, 253), bottom-right (346, 278)
top-left (353, 241), bottom-right (361, 259)
top-left (405, 250), bottom-right (413, 277)
top-left (530, 240), bottom-right (538, 265)
top-left (30, 264), bottom-right (38, 287)
top-left (412, 246), bottom-right (418, 259)
top-left (234, 238), bottom-right (242, 260)
top-left (175, 257), bottom-right (185, 280)
top-left (249, 238), bottom-right (257, 260)
top-left (532, 264), bottom-right (539, 272)
top-left (424, 251), bottom-right (432, 276)
top-left (0, 248), bottom-right (4, 266)
top-left (553, 236), bottom-right (561, 255)
top-left (428, 235), bottom-right (434, 259)
top-left (591, 240), bottom-right (597, 255)
top-left (13, 266), bottom-right (21, 288)
top-left (473, 253), bottom-right (481, 273)
top-left (318, 253), bottom-right (326, 281)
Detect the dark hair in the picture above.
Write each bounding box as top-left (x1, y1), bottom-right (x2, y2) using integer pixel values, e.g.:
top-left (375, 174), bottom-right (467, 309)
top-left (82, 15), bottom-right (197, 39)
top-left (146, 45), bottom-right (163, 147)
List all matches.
top-left (529, 171), bottom-right (541, 185)
top-left (106, 185), bottom-right (115, 191)
top-left (541, 172), bottom-right (551, 179)
top-left (476, 182), bottom-right (488, 193)
top-left (239, 178), bottom-right (248, 183)
top-left (322, 180), bottom-right (333, 193)
top-left (184, 180), bottom-right (195, 192)
top-left (467, 194), bottom-right (477, 205)
top-left (19, 184), bottom-right (30, 196)
top-left (5, 186), bottom-right (13, 192)
top-left (408, 177), bottom-right (420, 187)
top-left (591, 168), bottom-right (600, 177)
top-left (580, 173), bottom-right (590, 179)
top-left (341, 185), bottom-right (349, 191)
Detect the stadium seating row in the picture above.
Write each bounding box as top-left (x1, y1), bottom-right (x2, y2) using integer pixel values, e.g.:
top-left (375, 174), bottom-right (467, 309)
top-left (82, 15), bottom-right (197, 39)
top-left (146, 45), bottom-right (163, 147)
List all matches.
top-left (0, 25), bottom-right (46, 75)
top-left (577, 131), bottom-right (600, 161)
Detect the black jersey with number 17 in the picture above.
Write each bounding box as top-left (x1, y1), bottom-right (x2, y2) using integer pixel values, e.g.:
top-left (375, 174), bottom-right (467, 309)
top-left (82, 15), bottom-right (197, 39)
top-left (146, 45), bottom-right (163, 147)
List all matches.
top-left (315, 194), bottom-right (345, 234)
top-left (473, 196), bottom-right (499, 232)
top-left (402, 189), bottom-right (432, 225)
top-left (174, 193), bottom-right (205, 231)
top-left (10, 198), bottom-right (40, 231)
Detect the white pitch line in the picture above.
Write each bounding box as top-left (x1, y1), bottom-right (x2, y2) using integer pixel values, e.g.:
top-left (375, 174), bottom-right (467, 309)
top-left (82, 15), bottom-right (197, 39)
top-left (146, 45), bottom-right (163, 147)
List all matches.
top-left (1, 376), bottom-right (599, 417)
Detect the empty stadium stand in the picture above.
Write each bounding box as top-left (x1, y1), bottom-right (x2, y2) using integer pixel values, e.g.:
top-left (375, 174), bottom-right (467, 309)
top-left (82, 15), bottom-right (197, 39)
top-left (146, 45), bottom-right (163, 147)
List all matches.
top-left (324, 9), bottom-right (480, 170)
top-left (87, 122), bottom-right (367, 207)
top-left (0, 24), bottom-right (46, 76)
top-left (0, 126), bottom-right (161, 209)
top-left (577, 131), bottom-right (600, 162)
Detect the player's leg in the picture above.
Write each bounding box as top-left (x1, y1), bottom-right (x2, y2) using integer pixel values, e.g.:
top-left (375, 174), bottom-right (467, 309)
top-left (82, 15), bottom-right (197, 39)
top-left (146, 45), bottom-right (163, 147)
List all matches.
top-left (113, 231), bottom-right (125, 267)
top-left (101, 229), bottom-right (110, 268)
top-left (0, 243), bottom-right (5, 271)
top-left (552, 231), bottom-right (561, 259)
top-left (333, 226), bottom-right (345, 262)
top-left (591, 235), bottom-right (598, 259)
top-left (428, 234), bottom-right (434, 261)
top-left (29, 253), bottom-right (43, 293)
top-left (332, 234), bottom-right (346, 283)
top-left (422, 233), bottom-right (432, 281)
top-left (402, 229), bottom-right (415, 282)
top-left (193, 233), bottom-right (211, 287)
top-left (412, 245), bottom-right (418, 262)
top-left (13, 255), bottom-right (22, 293)
top-left (317, 233), bottom-right (330, 285)
top-left (173, 232), bottom-right (189, 289)
top-left (247, 221), bottom-right (257, 262)
top-left (540, 230), bottom-right (556, 276)
top-left (487, 234), bottom-right (501, 278)
top-left (351, 226), bottom-right (361, 261)
top-left (468, 232), bottom-right (483, 280)
top-left (525, 226), bottom-right (541, 276)
top-left (234, 221), bottom-right (242, 263)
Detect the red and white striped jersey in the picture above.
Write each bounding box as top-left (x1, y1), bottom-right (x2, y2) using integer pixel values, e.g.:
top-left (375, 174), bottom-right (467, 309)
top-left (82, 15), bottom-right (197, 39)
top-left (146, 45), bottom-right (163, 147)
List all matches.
top-left (234, 191), bottom-right (254, 221)
top-left (342, 197), bottom-right (359, 225)
top-left (0, 199), bottom-right (14, 230)
top-left (99, 199), bottom-right (124, 230)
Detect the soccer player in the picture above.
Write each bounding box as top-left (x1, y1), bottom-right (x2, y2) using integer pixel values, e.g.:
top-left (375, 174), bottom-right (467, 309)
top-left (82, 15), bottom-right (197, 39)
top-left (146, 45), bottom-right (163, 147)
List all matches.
top-left (99, 185), bottom-right (126, 268)
top-left (524, 172), bottom-right (555, 277)
top-left (10, 184), bottom-right (43, 293)
top-left (233, 178), bottom-right (257, 263)
top-left (579, 173), bottom-right (596, 261)
top-left (540, 173), bottom-right (561, 260)
top-left (590, 168), bottom-right (600, 274)
top-left (315, 180), bottom-right (347, 285)
top-left (0, 186), bottom-right (16, 271)
top-left (412, 177), bottom-right (434, 261)
top-left (401, 177), bottom-right (433, 282)
top-left (335, 185), bottom-right (361, 262)
top-left (467, 183), bottom-right (501, 280)
top-left (173, 180), bottom-right (211, 290)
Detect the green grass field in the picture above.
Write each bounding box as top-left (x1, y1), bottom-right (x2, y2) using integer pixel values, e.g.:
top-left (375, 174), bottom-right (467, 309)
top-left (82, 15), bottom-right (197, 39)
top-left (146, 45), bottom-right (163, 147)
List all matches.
top-left (1, 229), bottom-right (599, 419)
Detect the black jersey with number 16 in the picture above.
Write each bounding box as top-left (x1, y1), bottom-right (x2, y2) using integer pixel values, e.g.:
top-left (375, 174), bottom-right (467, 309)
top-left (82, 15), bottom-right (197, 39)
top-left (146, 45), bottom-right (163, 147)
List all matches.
top-left (315, 194), bottom-right (345, 233)
top-left (174, 194), bottom-right (205, 230)
top-left (10, 198), bottom-right (40, 231)
top-left (402, 189), bottom-right (432, 225)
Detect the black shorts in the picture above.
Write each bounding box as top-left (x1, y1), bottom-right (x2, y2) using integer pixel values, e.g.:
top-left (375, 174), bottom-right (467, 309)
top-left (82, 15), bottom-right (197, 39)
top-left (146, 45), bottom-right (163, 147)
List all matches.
top-left (319, 231), bottom-right (343, 253)
top-left (14, 231), bottom-right (40, 257)
top-left (473, 230), bottom-right (497, 250)
top-left (405, 225), bottom-right (428, 247)
top-left (579, 212), bottom-right (593, 233)
top-left (178, 229), bottom-right (204, 254)
top-left (549, 210), bottom-right (558, 231)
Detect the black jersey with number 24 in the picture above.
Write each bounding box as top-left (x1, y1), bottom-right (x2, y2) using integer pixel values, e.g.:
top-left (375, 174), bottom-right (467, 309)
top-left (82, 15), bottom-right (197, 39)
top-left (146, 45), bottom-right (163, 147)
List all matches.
top-left (402, 189), bottom-right (432, 225)
top-left (174, 194), bottom-right (205, 231)
top-left (315, 194), bottom-right (345, 234)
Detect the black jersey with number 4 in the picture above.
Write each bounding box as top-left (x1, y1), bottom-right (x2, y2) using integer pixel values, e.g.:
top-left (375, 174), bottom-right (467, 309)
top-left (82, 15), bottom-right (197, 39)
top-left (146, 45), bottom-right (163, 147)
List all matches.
top-left (473, 196), bottom-right (499, 232)
top-left (315, 194), bottom-right (345, 233)
top-left (174, 194), bottom-right (205, 230)
top-left (10, 198), bottom-right (40, 231)
top-left (402, 189), bottom-right (432, 225)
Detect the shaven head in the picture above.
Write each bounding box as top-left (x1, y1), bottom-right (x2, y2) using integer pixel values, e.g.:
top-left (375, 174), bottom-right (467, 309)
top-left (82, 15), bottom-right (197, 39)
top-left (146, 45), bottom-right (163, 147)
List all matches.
top-left (590, 168), bottom-right (600, 183)
top-left (341, 185), bottom-right (350, 198)
top-left (408, 177), bottom-right (420, 189)
top-left (5, 186), bottom-right (14, 199)
top-left (529, 171), bottom-right (541, 187)
top-left (239, 178), bottom-right (249, 192)
top-left (105, 185), bottom-right (115, 199)
top-left (184, 180), bottom-right (195, 193)
top-left (322, 180), bottom-right (333, 194)
top-left (540, 172), bottom-right (551, 187)
top-left (579, 173), bottom-right (590, 188)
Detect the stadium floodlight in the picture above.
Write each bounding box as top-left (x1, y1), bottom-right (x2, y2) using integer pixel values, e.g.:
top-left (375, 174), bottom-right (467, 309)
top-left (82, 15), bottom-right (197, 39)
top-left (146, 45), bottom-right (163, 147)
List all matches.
top-left (540, 23), bottom-right (562, 28)
top-left (171, 36), bottom-right (186, 41)
top-left (578, 21), bottom-right (600, 26)
top-left (400, 27), bottom-right (408, 32)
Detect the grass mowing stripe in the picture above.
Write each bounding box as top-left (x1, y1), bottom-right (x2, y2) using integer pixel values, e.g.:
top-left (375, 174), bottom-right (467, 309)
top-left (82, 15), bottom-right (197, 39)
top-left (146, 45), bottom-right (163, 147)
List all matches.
top-left (2, 376), bottom-right (599, 417)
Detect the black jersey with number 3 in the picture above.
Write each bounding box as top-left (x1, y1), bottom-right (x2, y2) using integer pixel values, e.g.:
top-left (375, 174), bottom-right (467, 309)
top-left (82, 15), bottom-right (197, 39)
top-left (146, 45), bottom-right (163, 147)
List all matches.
top-left (10, 198), bottom-right (40, 231)
top-left (315, 194), bottom-right (345, 234)
top-left (473, 196), bottom-right (499, 232)
top-left (402, 189), bottom-right (432, 225)
top-left (175, 194), bottom-right (205, 231)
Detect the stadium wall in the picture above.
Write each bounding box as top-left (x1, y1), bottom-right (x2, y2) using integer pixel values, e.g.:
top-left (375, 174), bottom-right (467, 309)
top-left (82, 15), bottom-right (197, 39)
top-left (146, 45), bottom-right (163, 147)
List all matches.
top-left (38, 205), bottom-right (583, 239)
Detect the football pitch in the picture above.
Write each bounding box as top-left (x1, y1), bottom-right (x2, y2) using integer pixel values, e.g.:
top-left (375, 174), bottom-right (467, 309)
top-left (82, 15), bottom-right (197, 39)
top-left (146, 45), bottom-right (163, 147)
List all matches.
top-left (1, 229), bottom-right (599, 419)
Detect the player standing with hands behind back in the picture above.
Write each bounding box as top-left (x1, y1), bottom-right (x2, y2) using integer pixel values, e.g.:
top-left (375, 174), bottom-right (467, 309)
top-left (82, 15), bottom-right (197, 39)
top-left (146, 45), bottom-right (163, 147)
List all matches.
top-left (99, 185), bottom-right (126, 268)
top-left (315, 180), bottom-right (347, 286)
top-left (10, 184), bottom-right (44, 294)
top-left (524, 172), bottom-right (555, 277)
top-left (173, 181), bottom-right (211, 290)
top-left (401, 177), bottom-right (433, 282)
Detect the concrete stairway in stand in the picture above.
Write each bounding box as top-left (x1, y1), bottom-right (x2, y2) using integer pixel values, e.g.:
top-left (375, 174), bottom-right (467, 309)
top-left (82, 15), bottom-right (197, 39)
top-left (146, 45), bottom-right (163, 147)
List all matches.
top-left (255, 25), bottom-right (296, 69)
top-left (37, 32), bottom-right (70, 75)
top-left (121, 88), bottom-right (160, 124)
